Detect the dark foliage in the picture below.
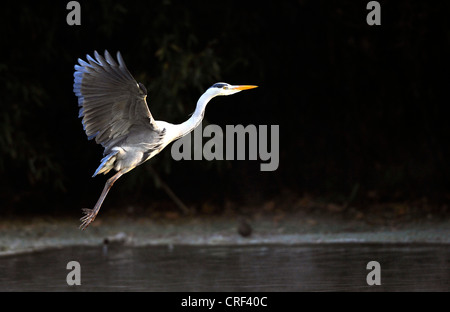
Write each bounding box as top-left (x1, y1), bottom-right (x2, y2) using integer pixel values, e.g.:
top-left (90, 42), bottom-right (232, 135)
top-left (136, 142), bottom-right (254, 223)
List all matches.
top-left (1, 0), bottom-right (449, 213)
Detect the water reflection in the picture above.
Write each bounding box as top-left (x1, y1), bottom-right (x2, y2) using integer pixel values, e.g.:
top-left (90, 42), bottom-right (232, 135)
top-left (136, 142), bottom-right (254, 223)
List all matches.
top-left (0, 244), bottom-right (448, 291)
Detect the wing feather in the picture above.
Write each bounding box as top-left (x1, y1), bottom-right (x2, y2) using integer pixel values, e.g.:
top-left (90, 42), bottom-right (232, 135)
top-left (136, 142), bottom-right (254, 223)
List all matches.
top-left (73, 50), bottom-right (158, 153)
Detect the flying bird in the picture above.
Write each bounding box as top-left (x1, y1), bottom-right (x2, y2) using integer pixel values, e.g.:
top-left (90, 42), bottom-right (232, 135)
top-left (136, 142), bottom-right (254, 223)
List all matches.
top-left (73, 50), bottom-right (257, 230)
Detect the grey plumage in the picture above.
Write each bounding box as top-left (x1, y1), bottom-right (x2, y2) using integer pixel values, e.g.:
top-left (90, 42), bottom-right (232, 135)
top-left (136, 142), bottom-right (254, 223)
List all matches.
top-left (73, 50), bottom-right (257, 230)
top-left (73, 50), bottom-right (167, 230)
top-left (74, 51), bottom-right (164, 176)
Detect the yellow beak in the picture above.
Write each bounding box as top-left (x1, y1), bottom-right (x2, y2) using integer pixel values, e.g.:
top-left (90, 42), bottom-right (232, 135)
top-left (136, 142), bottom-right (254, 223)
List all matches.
top-left (232, 85), bottom-right (258, 91)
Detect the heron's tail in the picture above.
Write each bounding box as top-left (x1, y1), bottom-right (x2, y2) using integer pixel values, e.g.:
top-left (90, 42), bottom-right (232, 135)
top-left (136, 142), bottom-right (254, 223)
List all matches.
top-left (92, 150), bottom-right (119, 177)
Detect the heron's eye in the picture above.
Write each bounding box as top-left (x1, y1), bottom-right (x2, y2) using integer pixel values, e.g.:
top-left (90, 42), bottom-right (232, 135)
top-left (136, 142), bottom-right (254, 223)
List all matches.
top-left (223, 86), bottom-right (229, 90)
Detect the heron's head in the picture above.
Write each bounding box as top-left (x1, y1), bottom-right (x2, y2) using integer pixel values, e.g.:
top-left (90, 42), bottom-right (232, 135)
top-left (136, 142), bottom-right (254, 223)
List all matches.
top-left (208, 82), bottom-right (258, 96)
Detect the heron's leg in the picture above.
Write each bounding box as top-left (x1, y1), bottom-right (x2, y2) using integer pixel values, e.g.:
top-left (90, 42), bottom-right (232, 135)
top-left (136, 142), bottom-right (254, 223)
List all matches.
top-left (80, 170), bottom-right (124, 230)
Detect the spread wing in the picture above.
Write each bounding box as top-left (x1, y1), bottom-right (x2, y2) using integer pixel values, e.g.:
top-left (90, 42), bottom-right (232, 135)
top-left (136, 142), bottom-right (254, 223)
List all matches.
top-left (73, 50), bottom-right (157, 152)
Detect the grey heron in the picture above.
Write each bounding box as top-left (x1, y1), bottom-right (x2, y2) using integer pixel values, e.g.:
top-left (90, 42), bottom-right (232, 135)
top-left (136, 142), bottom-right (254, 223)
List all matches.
top-left (73, 50), bottom-right (257, 230)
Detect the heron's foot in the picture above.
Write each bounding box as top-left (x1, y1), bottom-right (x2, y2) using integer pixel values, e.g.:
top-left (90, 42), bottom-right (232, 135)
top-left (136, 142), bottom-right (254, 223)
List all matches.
top-left (80, 208), bottom-right (97, 230)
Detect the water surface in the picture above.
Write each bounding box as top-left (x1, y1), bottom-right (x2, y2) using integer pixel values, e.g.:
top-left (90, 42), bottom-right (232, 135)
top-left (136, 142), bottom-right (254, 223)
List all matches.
top-left (0, 243), bottom-right (448, 291)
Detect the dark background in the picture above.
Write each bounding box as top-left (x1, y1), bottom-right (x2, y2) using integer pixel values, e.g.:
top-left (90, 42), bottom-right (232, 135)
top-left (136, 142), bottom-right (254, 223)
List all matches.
top-left (1, 0), bottom-right (449, 217)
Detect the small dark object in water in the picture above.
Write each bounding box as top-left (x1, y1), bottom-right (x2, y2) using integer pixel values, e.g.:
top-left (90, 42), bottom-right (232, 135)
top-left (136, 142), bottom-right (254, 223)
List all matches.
top-left (103, 232), bottom-right (128, 246)
top-left (238, 218), bottom-right (252, 237)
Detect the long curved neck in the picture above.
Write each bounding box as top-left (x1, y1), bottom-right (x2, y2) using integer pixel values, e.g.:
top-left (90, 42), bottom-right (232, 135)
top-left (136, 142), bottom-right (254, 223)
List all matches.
top-left (171, 91), bottom-right (214, 141)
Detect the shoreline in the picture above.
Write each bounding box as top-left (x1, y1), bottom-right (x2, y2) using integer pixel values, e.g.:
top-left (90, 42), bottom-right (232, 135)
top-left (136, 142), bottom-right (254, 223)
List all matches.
top-left (1, 213), bottom-right (448, 256)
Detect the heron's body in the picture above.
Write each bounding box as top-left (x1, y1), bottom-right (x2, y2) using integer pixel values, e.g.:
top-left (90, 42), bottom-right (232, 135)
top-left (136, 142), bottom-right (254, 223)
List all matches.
top-left (73, 50), bottom-right (257, 230)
